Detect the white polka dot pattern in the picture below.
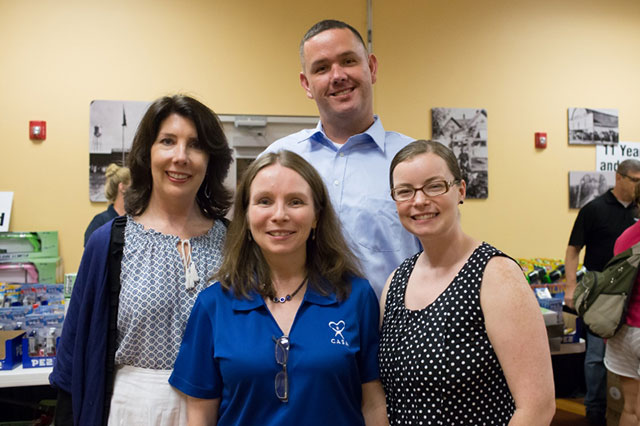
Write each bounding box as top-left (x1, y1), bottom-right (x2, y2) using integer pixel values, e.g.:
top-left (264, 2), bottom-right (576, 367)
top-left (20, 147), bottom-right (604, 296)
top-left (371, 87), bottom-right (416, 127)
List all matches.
top-left (114, 216), bottom-right (225, 370)
top-left (379, 243), bottom-right (515, 425)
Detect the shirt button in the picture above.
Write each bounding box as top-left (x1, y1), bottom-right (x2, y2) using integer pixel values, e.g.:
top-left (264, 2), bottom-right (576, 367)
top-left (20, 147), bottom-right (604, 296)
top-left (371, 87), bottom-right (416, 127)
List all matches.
top-left (333, 180), bottom-right (339, 186)
top-left (339, 152), bottom-right (345, 157)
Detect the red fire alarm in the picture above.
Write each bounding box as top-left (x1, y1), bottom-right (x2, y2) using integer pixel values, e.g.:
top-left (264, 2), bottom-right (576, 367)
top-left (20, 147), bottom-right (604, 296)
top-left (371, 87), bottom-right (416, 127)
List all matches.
top-left (29, 121), bottom-right (46, 140)
top-left (535, 132), bottom-right (547, 149)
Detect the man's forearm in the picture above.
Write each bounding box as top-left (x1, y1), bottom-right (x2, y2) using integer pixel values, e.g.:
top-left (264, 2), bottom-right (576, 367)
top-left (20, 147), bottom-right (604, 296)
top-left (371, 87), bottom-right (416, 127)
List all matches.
top-left (564, 245), bottom-right (582, 308)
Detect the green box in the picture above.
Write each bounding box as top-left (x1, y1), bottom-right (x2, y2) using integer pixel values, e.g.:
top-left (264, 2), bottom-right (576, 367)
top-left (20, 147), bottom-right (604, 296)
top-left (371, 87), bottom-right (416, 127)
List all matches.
top-left (31, 257), bottom-right (63, 283)
top-left (0, 231), bottom-right (59, 261)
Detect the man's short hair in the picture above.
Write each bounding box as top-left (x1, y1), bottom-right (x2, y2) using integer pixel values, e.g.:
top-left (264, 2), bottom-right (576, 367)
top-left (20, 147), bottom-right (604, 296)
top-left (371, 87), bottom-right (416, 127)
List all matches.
top-left (299, 19), bottom-right (367, 66)
top-left (617, 159), bottom-right (640, 176)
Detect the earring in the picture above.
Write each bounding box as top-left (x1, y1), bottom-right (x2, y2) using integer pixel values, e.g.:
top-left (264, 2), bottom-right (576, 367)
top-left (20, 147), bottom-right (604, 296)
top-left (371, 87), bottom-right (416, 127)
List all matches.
top-left (204, 181), bottom-right (211, 200)
top-left (459, 200), bottom-right (464, 205)
top-left (311, 228), bottom-right (316, 240)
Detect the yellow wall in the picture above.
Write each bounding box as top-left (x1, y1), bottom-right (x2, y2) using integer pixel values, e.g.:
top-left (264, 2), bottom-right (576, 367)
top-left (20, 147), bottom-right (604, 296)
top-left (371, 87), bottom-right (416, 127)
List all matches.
top-left (0, 0), bottom-right (365, 273)
top-left (374, 0), bottom-right (640, 259)
top-left (1, 0), bottom-right (639, 273)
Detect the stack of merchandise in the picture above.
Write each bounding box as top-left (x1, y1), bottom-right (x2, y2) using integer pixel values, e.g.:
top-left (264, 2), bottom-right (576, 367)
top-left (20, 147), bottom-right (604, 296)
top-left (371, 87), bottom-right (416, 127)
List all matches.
top-left (1, 282), bottom-right (65, 369)
top-left (517, 258), bottom-right (582, 349)
top-left (0, 231), bottom-right (63, 284)
top-left (0, 230), bottom-right (65, 370)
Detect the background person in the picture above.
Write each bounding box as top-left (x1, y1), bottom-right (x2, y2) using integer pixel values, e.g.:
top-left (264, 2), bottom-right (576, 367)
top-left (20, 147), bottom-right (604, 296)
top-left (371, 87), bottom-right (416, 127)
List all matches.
top-left (84, 163), bottom-right (130, 246)
top-left (378, 140), bottom-right (555, 425)
top-left (604, 184), bottom-right (640, 426)
top-left (565, 159), bottom-right (640, 425)
top-left (262, 19), bottom-right (420, 298)
top-left (50, 94), bottom-right (233, 426)
top-left (170, 150), bottom-right (387, 426)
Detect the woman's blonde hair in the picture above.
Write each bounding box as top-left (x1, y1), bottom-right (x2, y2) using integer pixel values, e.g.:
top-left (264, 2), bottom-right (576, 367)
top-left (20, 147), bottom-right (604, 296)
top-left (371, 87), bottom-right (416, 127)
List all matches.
top-left (104, 163), bottom-right (131, 203)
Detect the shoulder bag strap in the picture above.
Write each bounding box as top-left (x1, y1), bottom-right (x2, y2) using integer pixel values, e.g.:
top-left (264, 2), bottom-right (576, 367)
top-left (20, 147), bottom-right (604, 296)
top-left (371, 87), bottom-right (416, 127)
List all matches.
top-left (103, 216), bottom-right (126, 425)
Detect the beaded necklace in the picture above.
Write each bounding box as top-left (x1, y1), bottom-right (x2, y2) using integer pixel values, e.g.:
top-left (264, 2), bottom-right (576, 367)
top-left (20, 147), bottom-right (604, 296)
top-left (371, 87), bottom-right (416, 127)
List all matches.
top-left (272, 276), bottom-right (308, 303)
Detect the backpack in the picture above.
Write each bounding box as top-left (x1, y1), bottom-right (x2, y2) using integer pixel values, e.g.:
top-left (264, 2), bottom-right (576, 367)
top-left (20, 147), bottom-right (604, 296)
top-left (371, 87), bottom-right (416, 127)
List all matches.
top-left (573, 240), bottom-right (640, 339)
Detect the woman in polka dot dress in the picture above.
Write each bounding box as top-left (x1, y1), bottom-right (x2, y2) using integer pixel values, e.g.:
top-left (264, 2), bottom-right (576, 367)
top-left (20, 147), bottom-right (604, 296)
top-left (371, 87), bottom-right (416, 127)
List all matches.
top-left (378, 140), bottom-right (555, 425)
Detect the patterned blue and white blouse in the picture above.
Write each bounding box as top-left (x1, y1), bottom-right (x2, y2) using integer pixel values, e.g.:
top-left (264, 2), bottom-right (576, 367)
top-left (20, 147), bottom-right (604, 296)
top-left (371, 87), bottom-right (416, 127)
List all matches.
top-left (114, 216), bottom-right (226, 370)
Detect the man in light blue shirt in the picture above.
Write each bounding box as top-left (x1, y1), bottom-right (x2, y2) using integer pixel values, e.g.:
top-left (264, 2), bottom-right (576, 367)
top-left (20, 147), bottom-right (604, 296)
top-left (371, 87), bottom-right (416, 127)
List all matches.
top-left (262, 19), bottom-right (420, 297)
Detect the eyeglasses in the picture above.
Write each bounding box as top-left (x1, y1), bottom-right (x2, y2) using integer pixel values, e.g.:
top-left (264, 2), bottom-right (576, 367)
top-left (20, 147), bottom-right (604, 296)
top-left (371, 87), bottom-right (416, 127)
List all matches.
top-left (619, 173), bottom-right (640, 184)
top-left (273, 335), bottom-right (290, 402)
top-left (391, 179), bottom-right (459, 202)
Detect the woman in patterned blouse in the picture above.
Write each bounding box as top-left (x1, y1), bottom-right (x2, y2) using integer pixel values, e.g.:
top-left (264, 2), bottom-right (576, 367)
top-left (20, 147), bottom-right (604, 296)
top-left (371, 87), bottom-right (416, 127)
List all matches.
top-left (51, 95), bottom-right (233, 426)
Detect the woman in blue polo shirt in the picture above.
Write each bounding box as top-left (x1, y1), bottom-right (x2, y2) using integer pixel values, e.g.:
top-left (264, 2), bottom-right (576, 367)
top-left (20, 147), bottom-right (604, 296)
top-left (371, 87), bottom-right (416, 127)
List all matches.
top-left (170, 150), bottom-right (387, 425)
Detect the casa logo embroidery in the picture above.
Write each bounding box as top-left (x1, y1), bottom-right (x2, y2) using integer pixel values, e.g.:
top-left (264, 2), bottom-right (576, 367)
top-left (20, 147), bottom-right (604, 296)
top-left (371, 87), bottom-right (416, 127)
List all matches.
top-left (328, 320), bottom-right (349, 346)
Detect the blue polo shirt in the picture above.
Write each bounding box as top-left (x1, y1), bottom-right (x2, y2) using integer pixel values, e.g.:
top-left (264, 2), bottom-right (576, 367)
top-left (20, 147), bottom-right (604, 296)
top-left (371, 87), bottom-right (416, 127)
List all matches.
top-left (169, 277), bottom-right (380, 426)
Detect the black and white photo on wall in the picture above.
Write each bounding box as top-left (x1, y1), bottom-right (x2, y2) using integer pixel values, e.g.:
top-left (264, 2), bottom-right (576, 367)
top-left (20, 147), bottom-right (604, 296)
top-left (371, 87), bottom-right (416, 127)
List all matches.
top-left (568, 171), bottom-right (615, 209)
top-left (89, 100), bottom-right (150, 201)
top-left (431, 108), bottom-right (488, 199)
top-left (568, 108), bottom-right (619, 145)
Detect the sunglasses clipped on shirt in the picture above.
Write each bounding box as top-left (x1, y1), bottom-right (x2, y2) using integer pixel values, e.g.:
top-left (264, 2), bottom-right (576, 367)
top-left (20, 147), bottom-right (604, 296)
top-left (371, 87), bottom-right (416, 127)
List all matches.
top-left (273, 335), bottom-right (290, 402)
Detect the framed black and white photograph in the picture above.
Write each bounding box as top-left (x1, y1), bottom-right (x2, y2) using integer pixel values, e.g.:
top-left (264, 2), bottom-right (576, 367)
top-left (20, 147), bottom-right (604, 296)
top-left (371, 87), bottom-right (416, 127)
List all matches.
top-left (568, 108), bottom-right (619, 145)
top-left (89, 100), bottom-right (150, 201)
top-left (568, 171), bottom-right (615, 209)
top-left (432, 108), bottom-right (488, 199)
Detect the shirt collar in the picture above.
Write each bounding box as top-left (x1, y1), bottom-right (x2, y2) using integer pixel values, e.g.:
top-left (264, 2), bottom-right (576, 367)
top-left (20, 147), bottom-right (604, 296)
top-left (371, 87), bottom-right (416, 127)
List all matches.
top-left (304, 285), bottom-right (338, 306)
top-left (231, 282), bottom-right (338, 311)
top-left (605, 189), bottom-right (634, 209)
top-left (308, 115), bottom-right (386, 152)
top-left (231, 290), bottom-right (264, 311)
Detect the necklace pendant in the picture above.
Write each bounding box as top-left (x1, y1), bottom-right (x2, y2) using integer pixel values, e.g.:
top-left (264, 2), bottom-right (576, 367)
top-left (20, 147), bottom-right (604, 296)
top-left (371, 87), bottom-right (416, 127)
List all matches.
top-left (270, 275), bottom-right (307, 304)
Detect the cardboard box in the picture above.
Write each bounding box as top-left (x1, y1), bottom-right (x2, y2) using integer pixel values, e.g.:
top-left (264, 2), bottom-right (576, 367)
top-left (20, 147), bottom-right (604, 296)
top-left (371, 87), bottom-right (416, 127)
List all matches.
top-left (0, 231), bottom-right (59, 261)
top-left (546, 324), bottom-right (564, 338)
top-left (562, 311), bottom-right (583, 343)
top-left (548, 336), bottom-right (562, 352)
top-left (31, 257), bottom-right (63, 283)
top-left (541, 306), bottom-right (564, 340)
top-left (0, 330), bottom-right (25, 370)
top-left (541, 306), bottom-right (562, 325)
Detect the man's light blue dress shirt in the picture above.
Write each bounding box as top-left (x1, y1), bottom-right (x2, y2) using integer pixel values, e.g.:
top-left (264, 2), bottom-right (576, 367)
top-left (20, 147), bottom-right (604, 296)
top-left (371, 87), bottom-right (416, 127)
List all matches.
top-left (263, 117), bottom-right (421, 297)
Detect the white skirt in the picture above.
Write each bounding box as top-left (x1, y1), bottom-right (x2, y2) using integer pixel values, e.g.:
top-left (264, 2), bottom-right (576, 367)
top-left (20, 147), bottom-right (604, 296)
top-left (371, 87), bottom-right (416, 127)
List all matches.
top-left (107, 365), bottom-right (187, 426)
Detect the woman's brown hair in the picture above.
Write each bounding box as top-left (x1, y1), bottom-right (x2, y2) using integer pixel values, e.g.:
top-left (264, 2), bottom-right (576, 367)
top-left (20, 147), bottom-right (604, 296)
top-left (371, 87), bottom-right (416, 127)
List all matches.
top-left (389, 139), bottom-right (463, 189)
top-left (216, 150), bottom-right (362, 301)
top-left (125, 94), bottom-right (233, 219)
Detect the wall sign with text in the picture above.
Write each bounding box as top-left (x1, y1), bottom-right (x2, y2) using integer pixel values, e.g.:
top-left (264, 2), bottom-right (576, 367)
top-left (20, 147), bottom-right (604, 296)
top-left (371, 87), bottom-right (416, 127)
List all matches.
top-left (0, 192), bottom-right (14, 232)
top-left (596, 141), bottom-right (640, 172)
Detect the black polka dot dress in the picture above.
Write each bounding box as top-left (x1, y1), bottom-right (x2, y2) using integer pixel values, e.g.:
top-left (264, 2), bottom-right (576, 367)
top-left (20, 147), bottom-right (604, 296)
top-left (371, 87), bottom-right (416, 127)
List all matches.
top-left (379, 243), bottom-right (515, 425)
